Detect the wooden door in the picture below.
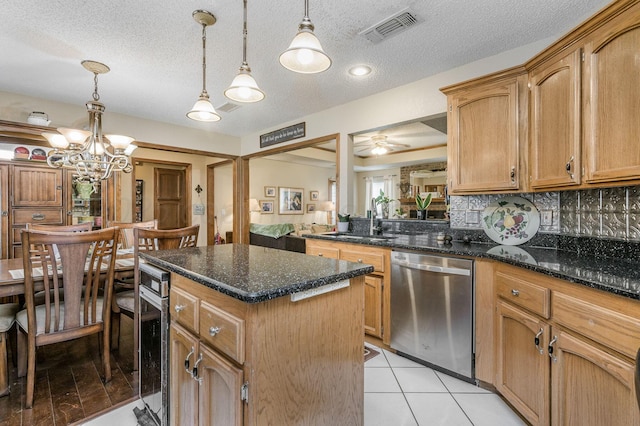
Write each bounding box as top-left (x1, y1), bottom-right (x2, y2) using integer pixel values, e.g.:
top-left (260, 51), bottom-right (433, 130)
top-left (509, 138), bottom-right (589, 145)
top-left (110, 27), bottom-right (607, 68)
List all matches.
top-left (582, 3), bottom-right (640, 184)
top-left (496, 301), bottom-right (550, 426)
top-left (170, 323), bottom-right (199, 426)
top-left (529, 49), bottom-right (582, 189)
top-left (12, 165), bottom-right (63, 206)
top-left (447, 74), bottom-right (522, 193)
top-left (197, 344), bottom-right (244, 426)
top-left (551, 329), bottom-right (640, 426)
top-left (0, 164), bottom-right (7, 259)
top-left (363, 275), bottom-right (383, 338)
top-left (155, 167), bottom-right (187, 229)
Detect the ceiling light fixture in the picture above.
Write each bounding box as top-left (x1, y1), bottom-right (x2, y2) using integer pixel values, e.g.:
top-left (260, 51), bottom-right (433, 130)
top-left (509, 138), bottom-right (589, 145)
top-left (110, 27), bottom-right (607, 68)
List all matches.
top-left (279, 0), bottom-right (331, 74)
top-left (187, 10), bottom-right (221, 122)
top-left (371, 145), bottom-right (388, 156)
top-left (349, 65), bottom-right (371, 76)
top-left (224, 0), bottom-right (265, 103)
top-left (43, 60), bottom-right (136, 188)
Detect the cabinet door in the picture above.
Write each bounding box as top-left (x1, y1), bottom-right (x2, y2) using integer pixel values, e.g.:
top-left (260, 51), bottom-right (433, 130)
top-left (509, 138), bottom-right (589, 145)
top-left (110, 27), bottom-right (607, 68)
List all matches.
top-left (448, 76), bottom-right (521, 193)
top-left (363, 275), bottom-right (383, 338)
top-left (496, 301), bottom-right (550, 426)
top-left (170, 323), bottom-right (199, 426)
top-left (551, 329), bottom-right (640, 426)
top-left (583, 3), bottom-right (640, 184)
top-left (197, 344), bottom-right (244, 426)
top-left (0, 164), bottom-right (7, 259)
top-left (12, 165), bottom-right (63, 207)
top-left (529, 49), bottom-right (581, 189)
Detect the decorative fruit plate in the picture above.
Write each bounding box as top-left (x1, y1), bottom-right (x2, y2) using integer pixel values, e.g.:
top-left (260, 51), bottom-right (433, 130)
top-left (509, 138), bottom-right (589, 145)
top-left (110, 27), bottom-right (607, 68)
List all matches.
top-left (481, 196), bottom-right (540, 245)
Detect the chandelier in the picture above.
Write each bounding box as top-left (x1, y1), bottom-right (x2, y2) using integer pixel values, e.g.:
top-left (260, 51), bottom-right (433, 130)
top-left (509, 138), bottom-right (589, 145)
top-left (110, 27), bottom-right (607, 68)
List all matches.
top-left (43, 60), bottom-right (136, 188)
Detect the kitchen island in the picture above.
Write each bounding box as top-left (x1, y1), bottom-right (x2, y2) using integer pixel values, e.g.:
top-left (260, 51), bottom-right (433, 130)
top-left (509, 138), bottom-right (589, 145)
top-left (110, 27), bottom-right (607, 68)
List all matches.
top-left (141, 244), bottom-right (373, 426)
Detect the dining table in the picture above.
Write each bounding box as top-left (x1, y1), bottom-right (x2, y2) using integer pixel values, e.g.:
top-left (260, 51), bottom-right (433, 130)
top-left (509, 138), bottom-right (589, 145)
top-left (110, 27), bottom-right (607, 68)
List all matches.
top-left (0, 252), bottom-right (136, 298)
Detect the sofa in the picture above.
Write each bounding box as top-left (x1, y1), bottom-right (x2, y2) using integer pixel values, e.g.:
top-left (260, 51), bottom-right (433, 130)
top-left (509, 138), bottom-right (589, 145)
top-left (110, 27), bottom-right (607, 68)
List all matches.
top-left (249, 223), bottom-right (334, 253)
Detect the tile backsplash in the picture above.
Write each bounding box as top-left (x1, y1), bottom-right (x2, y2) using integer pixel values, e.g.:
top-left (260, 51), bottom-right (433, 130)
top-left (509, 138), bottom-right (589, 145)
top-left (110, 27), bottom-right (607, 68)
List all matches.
top-left (449, 185), bottom-right (640, 242)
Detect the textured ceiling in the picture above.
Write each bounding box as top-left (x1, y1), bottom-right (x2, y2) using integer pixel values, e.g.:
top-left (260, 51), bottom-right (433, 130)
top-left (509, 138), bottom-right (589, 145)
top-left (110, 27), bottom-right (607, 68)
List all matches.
top-left (0, 0), bottom-right (610, 138)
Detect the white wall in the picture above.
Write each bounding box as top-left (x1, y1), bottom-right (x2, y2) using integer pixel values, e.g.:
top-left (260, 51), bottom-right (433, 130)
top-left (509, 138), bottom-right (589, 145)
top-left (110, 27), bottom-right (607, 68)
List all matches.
top-left (249, 158), bottom-right (335, 225)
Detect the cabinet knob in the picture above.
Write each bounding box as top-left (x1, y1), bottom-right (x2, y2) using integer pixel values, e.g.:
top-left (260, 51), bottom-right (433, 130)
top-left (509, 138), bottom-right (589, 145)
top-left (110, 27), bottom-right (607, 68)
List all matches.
top-left (1, 211), bottom-right (7, 217)
top-left (209, 326), bottom-right (221, 337)
top-left (357, 259), bottom-right (363, 263)
top-left (511, 289), bottom-right (519, 297)
top-left (174, 304), bottom-right (185, 313)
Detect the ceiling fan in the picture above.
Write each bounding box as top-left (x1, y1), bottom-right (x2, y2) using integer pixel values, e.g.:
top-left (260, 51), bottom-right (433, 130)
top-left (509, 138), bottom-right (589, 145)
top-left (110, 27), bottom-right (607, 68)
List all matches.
top-left (354, 135), bottom-right (410, 156)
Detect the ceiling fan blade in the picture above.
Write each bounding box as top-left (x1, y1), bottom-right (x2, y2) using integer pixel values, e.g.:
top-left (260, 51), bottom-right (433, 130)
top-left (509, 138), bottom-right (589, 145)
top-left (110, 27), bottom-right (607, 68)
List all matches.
top-left (385, 142), bottom-right (411, 148)
top-left (356, 147), bottom-right (372, 153)
top-left (353, 140), bottom-right (373, 146)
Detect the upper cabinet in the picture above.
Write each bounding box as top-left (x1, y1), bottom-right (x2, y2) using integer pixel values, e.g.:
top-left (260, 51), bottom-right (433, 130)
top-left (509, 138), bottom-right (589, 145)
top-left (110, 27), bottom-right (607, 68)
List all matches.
top-left (529, 49), bottom-right (582, 189)
top-left (582, 1), bottom-right (640, 184)
top-left (443, 0), bottom-right (640, 194)
top-left (442, 67), bottom-right (527, 194)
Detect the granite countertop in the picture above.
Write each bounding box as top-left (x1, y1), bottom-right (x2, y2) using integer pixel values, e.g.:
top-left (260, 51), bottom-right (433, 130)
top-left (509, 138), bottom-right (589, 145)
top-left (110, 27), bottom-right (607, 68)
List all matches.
top-left (305, 233), bottom-right (640, 300)
top-left (140, 244), bottom-right (374, 303)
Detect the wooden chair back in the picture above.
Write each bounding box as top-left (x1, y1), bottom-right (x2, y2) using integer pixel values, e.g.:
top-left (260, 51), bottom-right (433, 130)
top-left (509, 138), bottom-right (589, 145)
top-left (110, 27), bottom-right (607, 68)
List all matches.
top-left (135, 225), bottom-right (199, 252)
top-left (26, 222), bottom-right (93, 232)
top-left (20, 227), bottom-right (118, 335)
top-left (108, 220), bottom-right (158, 249)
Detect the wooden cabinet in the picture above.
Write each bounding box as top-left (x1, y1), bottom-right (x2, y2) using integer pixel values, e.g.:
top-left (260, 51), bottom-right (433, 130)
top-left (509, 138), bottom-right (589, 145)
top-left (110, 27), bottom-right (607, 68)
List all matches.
top-left (306, 238), bottom-right (391, 343)
top-left (0, 165), bottom-right (7, 259)
top-left (528, 49), bottom-right (582, 189)
top-left (582, 1), bottom-right (640, 184)
top-left (442, 67), bottom-right (527, 194)
top-left (492, 263), bottom-right (640, 426)
top-left (169, 271), bottom-right (365, 425)
top-left (9, 163), bottom-right (65, 257)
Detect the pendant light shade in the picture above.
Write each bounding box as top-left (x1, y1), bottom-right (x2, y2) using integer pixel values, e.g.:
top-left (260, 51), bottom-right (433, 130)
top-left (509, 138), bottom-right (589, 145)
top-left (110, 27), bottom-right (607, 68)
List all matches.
top-left (187, 10), bottom-right (221, 122)
top-left (279, 0), bottom-right (331, 74)
top-left (225, 0), bottom-right (265, 103)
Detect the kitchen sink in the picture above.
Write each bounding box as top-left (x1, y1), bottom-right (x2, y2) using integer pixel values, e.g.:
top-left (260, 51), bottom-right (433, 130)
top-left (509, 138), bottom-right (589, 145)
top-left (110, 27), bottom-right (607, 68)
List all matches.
top-left (324, 233), bottom-right (396, 242)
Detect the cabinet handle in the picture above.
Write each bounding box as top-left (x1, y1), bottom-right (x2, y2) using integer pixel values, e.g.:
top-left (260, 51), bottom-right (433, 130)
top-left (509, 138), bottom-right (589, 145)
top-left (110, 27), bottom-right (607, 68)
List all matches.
top-left (510, 166), bottom-right (516, 183)
top-left (511, 289), bottom-right (519, 297)
top-left (184, 346), bottom-right (195, 375)
top-left (192, 353), bottom-right (204, 385)
top-left (357, 259), bottom-right (363, 263)
top-left (548, 335), bottom-right (558, 362)
top-left (174, 304), bottom-right (185, 313)
top-left (1, 211), bottom-right (7, 217)
top-left (209, 326), bottom-right (221, 337)
top-left (32, 213), bottom-right (45, 221)
top-left (565, 156), bottom-right (575, 179)
top-left (318, 253), bottom-right (323, 257)
top-left (534, 328), bottom-right (544, 354)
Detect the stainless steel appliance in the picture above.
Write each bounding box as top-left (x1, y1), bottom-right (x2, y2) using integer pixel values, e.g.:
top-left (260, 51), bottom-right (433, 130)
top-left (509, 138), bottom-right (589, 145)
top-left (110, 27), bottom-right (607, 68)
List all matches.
top-left (138, 262), bottom-right (170, 426)
top-left (391, 250), bottom-right (474, 381)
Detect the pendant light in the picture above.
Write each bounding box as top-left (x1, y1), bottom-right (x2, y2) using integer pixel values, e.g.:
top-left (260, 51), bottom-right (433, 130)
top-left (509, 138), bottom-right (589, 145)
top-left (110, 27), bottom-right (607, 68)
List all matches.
top-left (279, 0), bottom-right (331, 74)
top-left (224, 0), bottom-right (265, 103)
top-left (187, 10), bottom-right (221, 122)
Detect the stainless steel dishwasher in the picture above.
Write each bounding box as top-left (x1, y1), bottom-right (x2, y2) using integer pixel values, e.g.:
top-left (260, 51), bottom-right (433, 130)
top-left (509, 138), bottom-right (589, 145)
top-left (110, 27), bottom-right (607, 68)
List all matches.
top-left (391, 250), bottom-right (474, 381)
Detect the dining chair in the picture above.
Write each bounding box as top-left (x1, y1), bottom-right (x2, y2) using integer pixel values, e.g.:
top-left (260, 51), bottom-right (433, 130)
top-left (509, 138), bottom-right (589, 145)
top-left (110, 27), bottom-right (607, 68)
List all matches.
top-left (25, 222), bottom-right (94, 232)
top-left (112, 225), bottom-right (199, 370)
top-left (16, 226), bottom-right (119, 408)
top-left (0, 302), bottom-right (19, 397)
top-left (107, 219), bottom-right (158, 349)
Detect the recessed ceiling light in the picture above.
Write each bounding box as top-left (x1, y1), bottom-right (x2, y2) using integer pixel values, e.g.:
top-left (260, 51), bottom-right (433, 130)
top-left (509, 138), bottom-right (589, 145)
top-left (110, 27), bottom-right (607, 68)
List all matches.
top-left (349, 65), bottom-right (372, 76)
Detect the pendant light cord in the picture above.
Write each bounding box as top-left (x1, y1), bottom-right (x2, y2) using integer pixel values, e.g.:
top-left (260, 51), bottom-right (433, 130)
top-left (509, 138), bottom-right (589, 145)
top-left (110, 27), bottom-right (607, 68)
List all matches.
top-left (242, 0), bottom-right (248, 66)
top-left (92, 72), bottom-right (100, 102)
top-left (200, 22), bottom-right (208, 95)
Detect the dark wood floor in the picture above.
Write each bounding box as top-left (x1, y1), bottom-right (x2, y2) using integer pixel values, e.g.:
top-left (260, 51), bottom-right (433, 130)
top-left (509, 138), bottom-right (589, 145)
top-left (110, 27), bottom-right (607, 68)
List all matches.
top-left (0, 315), bottom-right (138, 425)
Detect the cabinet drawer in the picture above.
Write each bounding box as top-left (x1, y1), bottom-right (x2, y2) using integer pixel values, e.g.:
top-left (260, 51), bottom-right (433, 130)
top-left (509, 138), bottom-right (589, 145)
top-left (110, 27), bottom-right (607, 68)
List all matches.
top-left (170, 286), bottom-right (198, 332)
top-left (12, 208), bottom-right (64, 225)
top-left (340, 249), bottom-right (385, 273)
top-left (496, 271), bottom-right (550, 318)
top-left (552, 292), bottom-right (640, 359)
top-left (199, 301), bottom-right (245, 364)
top-left (307, 245), bottom-right (339, 259)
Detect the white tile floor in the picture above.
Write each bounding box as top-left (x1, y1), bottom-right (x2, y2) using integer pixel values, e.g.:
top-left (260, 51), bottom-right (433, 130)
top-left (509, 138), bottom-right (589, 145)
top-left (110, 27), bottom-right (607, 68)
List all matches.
top-left (83, 345), bottom-right (526, 426)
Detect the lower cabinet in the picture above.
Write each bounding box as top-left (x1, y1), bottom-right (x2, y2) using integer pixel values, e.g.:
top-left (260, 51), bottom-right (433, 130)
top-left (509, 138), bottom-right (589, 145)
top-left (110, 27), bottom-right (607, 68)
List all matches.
top-left (494, 264), bottom-right (640, 426)
top-left (169, 271), bottom-right (365, 425)
top-left (305, 239), bottom-right (390, 343)
top-left (170, 323), bottom-right (243, 426)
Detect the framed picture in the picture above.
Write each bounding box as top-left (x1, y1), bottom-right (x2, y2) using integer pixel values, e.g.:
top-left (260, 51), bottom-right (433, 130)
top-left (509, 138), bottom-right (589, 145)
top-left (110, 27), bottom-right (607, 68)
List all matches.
top-left (259, 200), bottom-right (274, 214)
top-left (279, 187), bottom-right (304, 215)
top-left (307, 204), bottom-right (316, 212)
top-left (264, 186), bottom-right (276, 197)
top-left (309, 190), bottom-right (319, 201)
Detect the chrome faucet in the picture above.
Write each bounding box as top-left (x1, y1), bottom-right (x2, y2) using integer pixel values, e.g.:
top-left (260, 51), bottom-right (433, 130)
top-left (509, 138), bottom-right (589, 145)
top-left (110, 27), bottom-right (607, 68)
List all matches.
top-left (370, 198), bottom-right (376, 235)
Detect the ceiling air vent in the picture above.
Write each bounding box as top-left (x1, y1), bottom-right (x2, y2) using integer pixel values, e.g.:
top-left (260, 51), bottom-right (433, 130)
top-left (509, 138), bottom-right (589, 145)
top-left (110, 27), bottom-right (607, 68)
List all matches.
top-left (359, 8), bottom-right (423, 44)
top-left (216, 102), bottom-right (241, 113)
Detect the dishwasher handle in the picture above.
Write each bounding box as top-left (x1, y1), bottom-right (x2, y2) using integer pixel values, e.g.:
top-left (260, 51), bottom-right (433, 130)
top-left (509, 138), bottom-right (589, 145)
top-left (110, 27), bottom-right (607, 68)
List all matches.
top-left (392, 259), bottom-right (471, 276)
